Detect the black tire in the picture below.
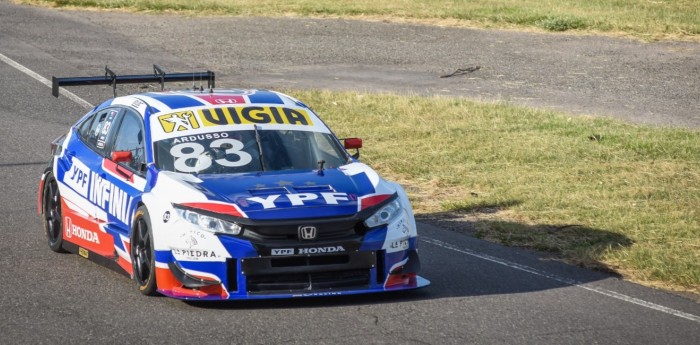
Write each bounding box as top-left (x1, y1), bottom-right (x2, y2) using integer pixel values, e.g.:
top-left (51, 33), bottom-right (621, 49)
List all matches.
top-left (43, 173), bottom-right (66, 253)
top-left (131, 206), bottom-right (158, 296)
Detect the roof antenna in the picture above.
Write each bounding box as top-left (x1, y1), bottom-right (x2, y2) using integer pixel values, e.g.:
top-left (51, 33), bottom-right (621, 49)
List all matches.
top-left (191, 65), bottom-right (196, 90)
top-left (153, 64), bottom-right (166, 91)
top-left (199, 71), bottom-right (203, 92)
top-left (208, 70), bottom-right (216, 92)
top-left (105, 66), bottom-right (117, 97)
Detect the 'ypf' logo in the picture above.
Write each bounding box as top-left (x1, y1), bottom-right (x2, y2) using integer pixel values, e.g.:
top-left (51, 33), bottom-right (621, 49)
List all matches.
top-left (158, 111), bottom-right (200, 133)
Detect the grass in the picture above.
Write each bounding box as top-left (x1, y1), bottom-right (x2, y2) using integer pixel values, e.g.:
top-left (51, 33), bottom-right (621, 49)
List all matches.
top-left (17, 0), bottom-right (700, 41)
top-left (281, 89), bottom-right (700, 295)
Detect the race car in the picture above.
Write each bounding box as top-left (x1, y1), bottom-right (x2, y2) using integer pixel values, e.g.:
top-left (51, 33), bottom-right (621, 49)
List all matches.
top-left (38, 66), bottom-right (429, 300)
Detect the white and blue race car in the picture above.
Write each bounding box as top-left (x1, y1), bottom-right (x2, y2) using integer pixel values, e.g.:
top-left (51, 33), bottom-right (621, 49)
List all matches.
top-left (39, 67), bottom-right (429, 300)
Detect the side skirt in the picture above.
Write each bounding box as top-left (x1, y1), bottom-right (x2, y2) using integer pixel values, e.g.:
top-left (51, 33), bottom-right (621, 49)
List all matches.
top-left (62, 241), bottom-right (131, 278)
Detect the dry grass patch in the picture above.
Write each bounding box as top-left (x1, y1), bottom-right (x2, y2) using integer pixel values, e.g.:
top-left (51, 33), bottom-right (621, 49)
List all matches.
top-left (17, 0), bottom-right (700, 41)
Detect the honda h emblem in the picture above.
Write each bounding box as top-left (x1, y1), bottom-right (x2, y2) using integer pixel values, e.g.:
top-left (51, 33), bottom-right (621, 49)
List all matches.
top-left (298, 225), bottom-right (317, 240)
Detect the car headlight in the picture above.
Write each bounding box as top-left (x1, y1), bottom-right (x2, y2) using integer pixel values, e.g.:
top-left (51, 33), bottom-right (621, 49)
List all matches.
top-left (364, 199), bottom-right (402, 228)
top-left (175, 208), bottom-right (242, 235)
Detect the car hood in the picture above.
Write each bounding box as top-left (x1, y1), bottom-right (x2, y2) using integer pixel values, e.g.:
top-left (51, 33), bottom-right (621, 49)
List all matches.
top-left (177, 165), bottom-right (381, 221)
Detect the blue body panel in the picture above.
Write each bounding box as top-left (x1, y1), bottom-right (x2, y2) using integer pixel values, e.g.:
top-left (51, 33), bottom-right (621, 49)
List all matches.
top-left (193, 169), bottom-right (374, 220)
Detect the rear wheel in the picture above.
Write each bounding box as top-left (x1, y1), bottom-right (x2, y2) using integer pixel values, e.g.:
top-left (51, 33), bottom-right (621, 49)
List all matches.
top-left (43, 174), bottom-right (66, 253)
top-left (131, 206), bottom-right (158, 296)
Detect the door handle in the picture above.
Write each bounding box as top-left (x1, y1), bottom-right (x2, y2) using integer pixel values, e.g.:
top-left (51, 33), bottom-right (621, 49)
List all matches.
top-left (115, 164), bottom-right (133, 180)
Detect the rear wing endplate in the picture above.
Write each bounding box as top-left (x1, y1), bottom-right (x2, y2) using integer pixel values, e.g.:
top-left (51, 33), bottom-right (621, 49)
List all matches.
top-left (52, 65), bottom-right (215, 98)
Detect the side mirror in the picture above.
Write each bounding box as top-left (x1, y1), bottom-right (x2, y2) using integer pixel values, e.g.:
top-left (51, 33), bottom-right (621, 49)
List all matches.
top-left (344, 138), bottom-right (363, 150)
top-left (111, 151), bottom-right (133, 163)
top-left (343, 138), bottom-right (362, 159)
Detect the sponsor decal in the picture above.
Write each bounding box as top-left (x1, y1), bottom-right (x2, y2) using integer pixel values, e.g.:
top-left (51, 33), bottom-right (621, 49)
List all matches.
top-left (65, 158), bottom-right (90, 197)
top-left (158, 111), bottom-right (200, 133)
top-left (298, 246), bottom-right (345, 255)
top-left (198, 106), bottom-right (312, 127)
top-left (63, 158), bottom-right (134, 224)
top-left (195, 94), bottom-right (246, 105)
top-left (64, 217), bottom-right (100, 244)
top-left (389, 239), bottom-right (409, 251)
top-left (96, 110), bottom-right (118, 149)
top-left (78, 247), bottom-right (89, 258)
top-left (131, 99), bottom-right (145, 109)
top-left (89, 171), bottom-right (133, 224)
top-left (396, 218), bottom-right (409, 235)
top-left (163, 211), bottom-right (171, 223)
top-left (158, 107), bottom-right (313, 133)
top-left (271, 248), bottom-right (294, 256)
top-left (172, 248), bottom-right (219, 260)
top-left (179, 231), bottom-right (208, 249)
top-left (171, 132), bottom-right (229, 144)
top-left (271, 246), bottom-right (345, 256)
top-left (247, 192), bottom-right (351, 209)
top-left (184, 236), bottom-right (198, 248)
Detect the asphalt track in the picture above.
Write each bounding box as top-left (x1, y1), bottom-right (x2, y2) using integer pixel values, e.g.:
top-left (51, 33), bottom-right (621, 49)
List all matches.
top-left (1, 2), bottom-right (699, 344)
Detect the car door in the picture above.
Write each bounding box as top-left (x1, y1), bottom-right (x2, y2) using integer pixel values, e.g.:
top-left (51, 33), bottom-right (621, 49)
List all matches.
top-left (99, 107), bottom-right (149, 271)
top-left (57, 107), bottom-right (122, 257)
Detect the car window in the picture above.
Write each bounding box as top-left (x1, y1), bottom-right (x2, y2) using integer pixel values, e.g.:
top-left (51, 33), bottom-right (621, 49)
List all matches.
top-left (85, 108), bottom-right (120, 155)
top-left (154, 129), bottom-right (348, 174)
top-left (312, 132), bottom-right (345, 162)
top-left (77, 115), bottom-right (95, 141)
top-left (111, 109), bottom-right (146, 172)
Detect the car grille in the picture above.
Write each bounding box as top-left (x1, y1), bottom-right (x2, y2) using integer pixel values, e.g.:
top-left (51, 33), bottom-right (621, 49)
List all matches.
top-left (239, 251), bottom-right (375, 294)
top-left (246, 270), bottom-right (370, 292)
top-left (241, 220), bottom-right (363, 242)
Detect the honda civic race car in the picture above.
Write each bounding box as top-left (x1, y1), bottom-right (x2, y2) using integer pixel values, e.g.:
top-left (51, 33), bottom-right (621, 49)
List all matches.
top-left (38, 67), bottom-right (429, 300)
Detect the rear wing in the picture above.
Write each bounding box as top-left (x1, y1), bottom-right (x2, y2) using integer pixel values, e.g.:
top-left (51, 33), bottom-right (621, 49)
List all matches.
top-left (52, 65), bottom-right (215, 98)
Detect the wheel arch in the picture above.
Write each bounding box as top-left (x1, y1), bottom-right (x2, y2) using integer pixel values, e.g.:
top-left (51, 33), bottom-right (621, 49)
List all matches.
top-left (37, 167), bottom-right (54, 215)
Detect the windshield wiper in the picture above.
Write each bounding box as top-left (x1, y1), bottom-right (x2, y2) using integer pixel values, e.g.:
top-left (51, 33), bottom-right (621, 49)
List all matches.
top-left (253, 124), bottom-right (265, 172)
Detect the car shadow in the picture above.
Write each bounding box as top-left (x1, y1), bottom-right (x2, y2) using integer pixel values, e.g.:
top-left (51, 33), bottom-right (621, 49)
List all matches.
top-left (184, 200), bottom-right (634, 310)
top-left (417, 199), bottom-right (634, 274)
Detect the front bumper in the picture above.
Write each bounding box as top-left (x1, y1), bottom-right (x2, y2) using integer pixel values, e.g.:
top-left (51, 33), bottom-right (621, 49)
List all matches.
top-left (153, 227), bottom-right (429, 300)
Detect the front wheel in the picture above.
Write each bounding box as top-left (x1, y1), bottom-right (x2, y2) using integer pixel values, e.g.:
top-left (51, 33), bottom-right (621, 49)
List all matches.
top-left (43, 173), bottom-right (66, 253)
top-left (131, 206), bottom-right (158, 296)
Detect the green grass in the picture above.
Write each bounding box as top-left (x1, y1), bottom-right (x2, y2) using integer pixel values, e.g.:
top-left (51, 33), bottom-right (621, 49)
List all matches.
top-left (283, 90), bottom-right (700, 294)
top-left (18, 0), bottom-right (700, 41)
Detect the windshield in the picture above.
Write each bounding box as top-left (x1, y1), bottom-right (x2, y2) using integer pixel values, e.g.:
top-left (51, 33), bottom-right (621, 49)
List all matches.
top-left (154, 129), bottom-right (349, 174)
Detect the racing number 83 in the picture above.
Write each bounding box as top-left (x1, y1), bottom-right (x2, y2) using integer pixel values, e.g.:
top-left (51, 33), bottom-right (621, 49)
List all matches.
top-left (170, 138), bottom-right (253, 173)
